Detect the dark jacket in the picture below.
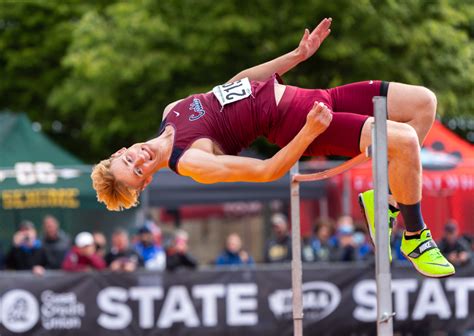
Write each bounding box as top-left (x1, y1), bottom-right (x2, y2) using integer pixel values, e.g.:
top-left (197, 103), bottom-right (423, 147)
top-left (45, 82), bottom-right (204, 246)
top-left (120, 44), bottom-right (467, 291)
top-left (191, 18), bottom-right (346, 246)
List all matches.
top-left (5, 240), bottom-right (48, 270)
top-left (105, 248), bottom-right (144, 267)
top-left (166, 249), bottom-right (198, 271)
top-left (264, 235), bottom-right (292, 263)
top-left (42, 230), bottom-right (71, 269)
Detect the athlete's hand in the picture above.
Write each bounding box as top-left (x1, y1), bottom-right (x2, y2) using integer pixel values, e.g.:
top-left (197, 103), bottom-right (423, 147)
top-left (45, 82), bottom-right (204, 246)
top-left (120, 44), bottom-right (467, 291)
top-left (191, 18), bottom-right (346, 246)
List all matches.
top-left (305, 101), bottom-right (333, 135)
top-left (295, 18), bottom-right (332, 61)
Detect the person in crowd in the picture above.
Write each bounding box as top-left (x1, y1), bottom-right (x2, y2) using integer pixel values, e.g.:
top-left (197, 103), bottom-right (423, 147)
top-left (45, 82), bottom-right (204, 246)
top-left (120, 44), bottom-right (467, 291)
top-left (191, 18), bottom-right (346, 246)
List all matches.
top-left (264, 213), bottom-right (292, 263)
top-left (330, 215), bottom-right (354, 248)
top-left (41, 215), bottom-right (71, 269)
top-left (134, 225), bottom-right (166, 270)
top-left (215, 233), bottom-right (254, 266)
top-left (333, 224), bottom-right (357, 262)
top-left (62, 232), bottom-right (106, 272)
top-left (438, 220), bottom-right (471, 267)
top-left (353, 225), bottom-right (373, 261)
top-left (303, 218), bottom-right (336, 262)
top-left (166, 230), bottom-right (198, 271)
top-left (5, 220), bottom-right (47, 275)
top-left (143, 216), bottom-right (163, 246)
top-left (92, 231), bottom-right (107, 258)
top-left (105, 228), bottom-right (143, 272)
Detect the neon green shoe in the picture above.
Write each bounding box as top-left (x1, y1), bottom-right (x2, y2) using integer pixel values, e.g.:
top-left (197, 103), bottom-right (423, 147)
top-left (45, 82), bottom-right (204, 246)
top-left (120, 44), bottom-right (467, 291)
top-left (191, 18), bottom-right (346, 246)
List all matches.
top-left (401, 229), bottom-right (455, 278)
top-left (358, 189), bottom-right (400, 262)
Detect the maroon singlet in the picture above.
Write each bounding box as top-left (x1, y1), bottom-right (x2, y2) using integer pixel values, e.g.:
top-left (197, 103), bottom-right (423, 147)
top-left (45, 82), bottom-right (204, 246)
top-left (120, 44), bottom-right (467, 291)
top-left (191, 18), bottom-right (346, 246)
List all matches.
top-left (160, 74), bottom-right (287, 174)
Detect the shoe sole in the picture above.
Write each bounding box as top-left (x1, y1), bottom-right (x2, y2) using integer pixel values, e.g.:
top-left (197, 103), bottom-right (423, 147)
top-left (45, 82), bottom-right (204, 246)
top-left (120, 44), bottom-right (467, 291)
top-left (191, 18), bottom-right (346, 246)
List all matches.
top-left (401, 251), bottom-right (456, 278)
top-left (358, 194), bottom-right (375, 247)
top-left (359, 193), bottom-right (393, 262)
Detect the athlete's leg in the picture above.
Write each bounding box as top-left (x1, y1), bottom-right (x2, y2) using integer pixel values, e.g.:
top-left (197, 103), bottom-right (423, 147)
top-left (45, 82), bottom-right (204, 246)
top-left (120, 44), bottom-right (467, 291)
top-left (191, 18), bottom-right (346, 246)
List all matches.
top-left (359, 115), bottom-right (455, 277)
top-left (387, 83), bottom-right (437, 145)
top-left (359, 119), bottom-right (421, 205)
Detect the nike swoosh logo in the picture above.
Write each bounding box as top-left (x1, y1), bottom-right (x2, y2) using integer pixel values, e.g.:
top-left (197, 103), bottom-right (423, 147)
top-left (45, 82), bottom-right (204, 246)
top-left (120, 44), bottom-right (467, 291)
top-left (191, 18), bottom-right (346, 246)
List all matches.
top-left (173, 111), bottom-right (180, 117)
top-left (424, 262), bottom-right (451, 267)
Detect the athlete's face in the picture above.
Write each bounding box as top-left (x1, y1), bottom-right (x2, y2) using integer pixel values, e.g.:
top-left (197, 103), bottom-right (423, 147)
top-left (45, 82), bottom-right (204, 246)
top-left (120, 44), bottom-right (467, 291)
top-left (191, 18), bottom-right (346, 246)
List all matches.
top-left (109, 143), bottom-right (159, 190)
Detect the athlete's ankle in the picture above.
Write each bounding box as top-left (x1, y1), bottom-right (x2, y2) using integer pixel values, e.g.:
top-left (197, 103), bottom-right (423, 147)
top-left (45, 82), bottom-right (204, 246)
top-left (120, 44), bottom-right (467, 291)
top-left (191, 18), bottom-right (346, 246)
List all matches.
top-left (405, 229), bottom-right (423, 236)
top-left (404, 226), bottom-right (427, 238)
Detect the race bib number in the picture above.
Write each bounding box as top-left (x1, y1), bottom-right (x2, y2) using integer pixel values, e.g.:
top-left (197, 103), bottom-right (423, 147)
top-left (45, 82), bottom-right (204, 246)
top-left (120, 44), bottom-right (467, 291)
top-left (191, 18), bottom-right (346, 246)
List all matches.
top-left (212, 77), bottom-right (252, 107)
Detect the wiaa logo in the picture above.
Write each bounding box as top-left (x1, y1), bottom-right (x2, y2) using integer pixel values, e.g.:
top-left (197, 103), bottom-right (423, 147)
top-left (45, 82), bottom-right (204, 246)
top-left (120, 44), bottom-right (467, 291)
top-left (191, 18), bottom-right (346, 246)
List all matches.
top-left (268, 281), bottom-right (341, 321)
top-left (0, 289), bottom-right (39, 333)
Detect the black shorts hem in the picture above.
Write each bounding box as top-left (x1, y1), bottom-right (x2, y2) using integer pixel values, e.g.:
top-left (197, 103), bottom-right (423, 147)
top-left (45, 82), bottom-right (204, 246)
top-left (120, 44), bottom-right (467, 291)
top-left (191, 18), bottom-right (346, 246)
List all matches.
top-left (380, 81), bottom-right (390, 97)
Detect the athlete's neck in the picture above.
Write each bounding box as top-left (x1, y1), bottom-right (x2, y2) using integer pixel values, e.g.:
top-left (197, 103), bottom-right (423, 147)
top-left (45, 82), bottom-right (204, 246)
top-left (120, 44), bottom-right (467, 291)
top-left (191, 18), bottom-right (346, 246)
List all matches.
top-left (146, 126), bottom-right (174, 173)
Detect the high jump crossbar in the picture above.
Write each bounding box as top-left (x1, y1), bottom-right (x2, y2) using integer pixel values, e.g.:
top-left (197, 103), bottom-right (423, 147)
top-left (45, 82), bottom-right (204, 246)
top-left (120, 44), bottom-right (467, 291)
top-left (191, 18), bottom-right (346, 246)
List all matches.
top-left (289, 96), bottom-right (394, 336)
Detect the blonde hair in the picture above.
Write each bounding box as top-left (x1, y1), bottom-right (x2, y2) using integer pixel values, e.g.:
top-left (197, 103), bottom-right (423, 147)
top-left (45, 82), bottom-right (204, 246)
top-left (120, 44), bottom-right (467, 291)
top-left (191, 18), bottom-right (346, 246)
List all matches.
top-left (91, 158), bottom-right (139, 211)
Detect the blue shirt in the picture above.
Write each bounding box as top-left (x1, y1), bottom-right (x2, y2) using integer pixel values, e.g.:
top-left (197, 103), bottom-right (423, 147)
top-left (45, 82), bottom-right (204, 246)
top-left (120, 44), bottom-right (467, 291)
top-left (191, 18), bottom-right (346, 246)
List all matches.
top-left (134, 243), bottom-right (164, 262)
top-left (215, 250), bottom-right (254, 266)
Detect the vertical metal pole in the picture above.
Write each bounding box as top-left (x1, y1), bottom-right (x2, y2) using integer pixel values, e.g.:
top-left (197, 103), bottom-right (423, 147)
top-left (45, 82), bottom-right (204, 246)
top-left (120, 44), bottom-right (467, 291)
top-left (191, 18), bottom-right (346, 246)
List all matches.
top-left (342, 171), bottom-right (352, 216)
top-left (290, 162), bottom-right (303, 336)
top-left (372, 96), bottom-right (394, 336)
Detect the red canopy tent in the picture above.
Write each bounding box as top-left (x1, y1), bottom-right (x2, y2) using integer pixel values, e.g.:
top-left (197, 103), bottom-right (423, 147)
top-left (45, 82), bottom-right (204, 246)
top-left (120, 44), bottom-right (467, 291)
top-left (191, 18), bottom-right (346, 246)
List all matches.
top-left (345, 120), bottom-right (474, 238)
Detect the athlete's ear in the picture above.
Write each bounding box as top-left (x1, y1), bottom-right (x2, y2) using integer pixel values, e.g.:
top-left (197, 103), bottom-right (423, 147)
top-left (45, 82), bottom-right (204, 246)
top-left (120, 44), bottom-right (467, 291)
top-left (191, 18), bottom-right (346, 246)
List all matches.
top-left (141, 175), bottom-right (153, 191)
top-left (111, 147), bottom-right (127, 158)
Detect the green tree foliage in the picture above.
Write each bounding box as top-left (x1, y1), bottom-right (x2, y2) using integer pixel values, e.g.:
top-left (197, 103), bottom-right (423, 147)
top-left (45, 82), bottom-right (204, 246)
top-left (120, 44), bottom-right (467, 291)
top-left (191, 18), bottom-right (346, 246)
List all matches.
top-left (0, 0), bottom-right (473, 162)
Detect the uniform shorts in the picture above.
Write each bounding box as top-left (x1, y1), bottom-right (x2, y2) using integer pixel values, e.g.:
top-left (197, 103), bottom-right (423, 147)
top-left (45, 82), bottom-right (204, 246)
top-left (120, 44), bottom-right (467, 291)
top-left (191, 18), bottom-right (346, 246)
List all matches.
top-left (276, 80), bottom-right (389, 157)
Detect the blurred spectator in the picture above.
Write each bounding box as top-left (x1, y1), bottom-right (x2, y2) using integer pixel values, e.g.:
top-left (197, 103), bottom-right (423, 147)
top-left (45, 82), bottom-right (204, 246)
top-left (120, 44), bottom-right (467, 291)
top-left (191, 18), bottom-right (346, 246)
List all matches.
top-left (134, 225), bottom-right (166, 270)
top-left (144, 216), bottom-right (163, 246)
top-left (333, 224), bottom-right (357, 262)
top-left (41, 215), bottom-right (71, 269)
top-left (303, 218), bottom-right (336, 262)
top-left (105, 229), bottom-right (143, 272)
top-left (93, 231), bottom-right (107, 258)
top-left (264, 213), bottom-right (292, 263)
top-left (215, 233), bottom-right (254, 266)
top-left (438, 220), bottom-right (471, 267)
top-left (62, 232), bottom-right (106, 272)
top-left (353, 224), bottom-right (373, 261)
top-left (0, 243), bottom-right (4, 270)
top-left (391, 221), bottom-right (407, 262)
top-left (5, 220), bottom-right (47, 275)
top-left (166, 230), bottom-right (198, 271)
top-left (460, 233), bottom-right (473, 256)
top-left (330, 215), bottom-right (354, 248)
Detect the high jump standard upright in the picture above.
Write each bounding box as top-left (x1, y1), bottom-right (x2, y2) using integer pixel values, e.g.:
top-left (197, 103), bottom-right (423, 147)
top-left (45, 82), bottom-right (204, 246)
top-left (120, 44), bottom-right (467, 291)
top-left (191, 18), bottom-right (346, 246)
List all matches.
top-left (289, 96), bottom-right (394, 336)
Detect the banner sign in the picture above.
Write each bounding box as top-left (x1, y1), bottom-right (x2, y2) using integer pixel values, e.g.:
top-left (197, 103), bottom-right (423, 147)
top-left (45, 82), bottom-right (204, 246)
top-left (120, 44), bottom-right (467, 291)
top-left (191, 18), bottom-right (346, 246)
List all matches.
top-left (0, 264), bottom-right (473, 335)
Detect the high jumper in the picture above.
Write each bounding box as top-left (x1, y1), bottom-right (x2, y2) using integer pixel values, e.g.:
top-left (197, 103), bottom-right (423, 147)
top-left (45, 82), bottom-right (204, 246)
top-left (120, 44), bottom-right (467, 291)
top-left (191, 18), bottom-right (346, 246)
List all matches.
top-left (91, 18), bottom-right (455, 278)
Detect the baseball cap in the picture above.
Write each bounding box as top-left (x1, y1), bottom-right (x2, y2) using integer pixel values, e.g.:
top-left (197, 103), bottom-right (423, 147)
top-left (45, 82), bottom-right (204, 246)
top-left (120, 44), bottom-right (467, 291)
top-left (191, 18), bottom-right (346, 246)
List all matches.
top-left (75, 232), bottom-right (94, 247)
top-left (444, 221), bottom-right (457, 233)
top-left (271, 213), bottom-right (288, 227)
top-left (138, 225), bottom-right (152, 234)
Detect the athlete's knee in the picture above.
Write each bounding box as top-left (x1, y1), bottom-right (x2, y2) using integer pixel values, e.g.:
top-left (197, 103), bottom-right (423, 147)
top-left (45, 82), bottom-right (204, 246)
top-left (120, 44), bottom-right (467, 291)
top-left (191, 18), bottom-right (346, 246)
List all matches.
top-left (388, 123), bottom-right (420, 157)
top-left (416, 86), bottom-right (437, 116)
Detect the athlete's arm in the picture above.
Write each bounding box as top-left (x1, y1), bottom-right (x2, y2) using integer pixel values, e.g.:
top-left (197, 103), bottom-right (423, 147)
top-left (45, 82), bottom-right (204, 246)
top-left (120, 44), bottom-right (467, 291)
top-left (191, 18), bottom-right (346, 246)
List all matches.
top-left (227, 18), bottom-right (332, 83)
top-left (178, 102), bottom-right (332, 183)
